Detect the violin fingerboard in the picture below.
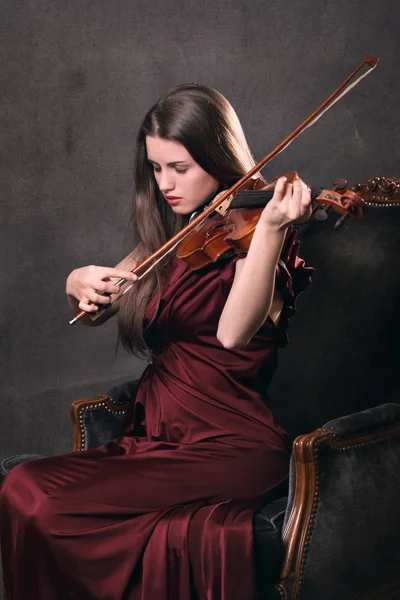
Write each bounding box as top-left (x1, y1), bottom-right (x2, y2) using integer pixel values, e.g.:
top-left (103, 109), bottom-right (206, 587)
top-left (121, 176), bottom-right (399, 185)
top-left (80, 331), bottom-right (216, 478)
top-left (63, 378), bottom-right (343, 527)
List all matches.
top-left (230, 188), bottom-right (323, 210)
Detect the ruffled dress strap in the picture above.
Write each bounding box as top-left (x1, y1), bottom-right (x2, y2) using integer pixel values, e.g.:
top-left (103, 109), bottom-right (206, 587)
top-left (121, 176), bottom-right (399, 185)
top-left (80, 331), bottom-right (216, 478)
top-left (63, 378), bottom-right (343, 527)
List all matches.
top-left (274, 226), bottom-right (314, 347)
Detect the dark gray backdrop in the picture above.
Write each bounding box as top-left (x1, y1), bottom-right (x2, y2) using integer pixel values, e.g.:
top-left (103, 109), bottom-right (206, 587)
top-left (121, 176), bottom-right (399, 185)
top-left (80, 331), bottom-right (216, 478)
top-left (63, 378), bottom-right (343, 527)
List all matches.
top-left (1, 1), bottom-right (399, 462)
top-left (1, 1), bottom-right (400, 596)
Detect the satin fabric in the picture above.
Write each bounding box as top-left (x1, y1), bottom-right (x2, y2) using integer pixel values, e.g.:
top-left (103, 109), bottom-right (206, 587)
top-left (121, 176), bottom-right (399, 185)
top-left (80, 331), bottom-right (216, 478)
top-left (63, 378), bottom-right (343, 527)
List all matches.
top-left (0, 231), bottom-right (313, 600)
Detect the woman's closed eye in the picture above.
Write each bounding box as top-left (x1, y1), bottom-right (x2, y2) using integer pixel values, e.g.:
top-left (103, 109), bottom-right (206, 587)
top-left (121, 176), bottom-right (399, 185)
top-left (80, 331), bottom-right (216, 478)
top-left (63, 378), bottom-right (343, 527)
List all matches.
top-left (152, 165), bottom-right (188, 175)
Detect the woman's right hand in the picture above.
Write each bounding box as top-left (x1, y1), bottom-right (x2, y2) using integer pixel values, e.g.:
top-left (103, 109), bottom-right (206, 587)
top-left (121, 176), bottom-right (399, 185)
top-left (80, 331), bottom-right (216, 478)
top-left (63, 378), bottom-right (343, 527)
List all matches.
top-left (66, 266), bottom-right (138, 313)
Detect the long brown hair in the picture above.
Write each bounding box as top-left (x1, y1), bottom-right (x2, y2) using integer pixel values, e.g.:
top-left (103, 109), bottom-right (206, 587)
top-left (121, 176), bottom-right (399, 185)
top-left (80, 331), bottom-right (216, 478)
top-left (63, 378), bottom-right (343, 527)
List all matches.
top-left (118, 83), bottom-right (257, 356)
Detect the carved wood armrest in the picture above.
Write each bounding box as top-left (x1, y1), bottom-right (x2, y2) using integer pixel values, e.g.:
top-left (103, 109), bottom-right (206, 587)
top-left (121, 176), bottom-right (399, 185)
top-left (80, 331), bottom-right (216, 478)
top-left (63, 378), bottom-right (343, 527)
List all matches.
top-left (70, 394), bottom-right (130, 452)
top-left (277, 420), bottom-right (400, 600)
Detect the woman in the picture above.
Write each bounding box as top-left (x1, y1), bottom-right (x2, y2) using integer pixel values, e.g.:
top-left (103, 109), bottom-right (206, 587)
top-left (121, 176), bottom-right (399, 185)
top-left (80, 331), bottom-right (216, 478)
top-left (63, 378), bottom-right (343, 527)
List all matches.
top-left (0, 84), bottom-right (313, 600)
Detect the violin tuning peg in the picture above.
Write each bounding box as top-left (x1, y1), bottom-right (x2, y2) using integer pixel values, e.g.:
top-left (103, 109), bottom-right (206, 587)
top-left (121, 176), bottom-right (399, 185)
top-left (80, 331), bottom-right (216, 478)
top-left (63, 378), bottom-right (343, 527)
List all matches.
top-left (333, 178), bottom-right (348, 192)
top-left (314, 209), bottom-right (329, 221)
top-left (333, 212), bottom-right (350, 230)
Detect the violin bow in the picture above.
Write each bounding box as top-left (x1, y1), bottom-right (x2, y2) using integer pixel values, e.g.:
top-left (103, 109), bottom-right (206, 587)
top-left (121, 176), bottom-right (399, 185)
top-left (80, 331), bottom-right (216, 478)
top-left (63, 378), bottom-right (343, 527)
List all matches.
top-left (212, 56), bottom-right (379, 215)
top-left (69, 56), bottom-right (379, 325)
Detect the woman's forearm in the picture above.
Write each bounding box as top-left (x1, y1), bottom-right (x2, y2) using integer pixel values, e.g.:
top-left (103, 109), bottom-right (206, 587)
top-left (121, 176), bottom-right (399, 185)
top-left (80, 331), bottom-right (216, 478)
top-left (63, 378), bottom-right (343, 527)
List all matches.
top-left (217, 223), bottom-right (287, 348)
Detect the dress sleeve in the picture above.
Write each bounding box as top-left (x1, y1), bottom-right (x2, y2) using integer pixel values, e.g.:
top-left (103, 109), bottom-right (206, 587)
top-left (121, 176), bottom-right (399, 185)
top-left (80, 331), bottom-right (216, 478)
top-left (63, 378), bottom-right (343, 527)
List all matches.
top-left (275, 226), bottom-right (314, 346)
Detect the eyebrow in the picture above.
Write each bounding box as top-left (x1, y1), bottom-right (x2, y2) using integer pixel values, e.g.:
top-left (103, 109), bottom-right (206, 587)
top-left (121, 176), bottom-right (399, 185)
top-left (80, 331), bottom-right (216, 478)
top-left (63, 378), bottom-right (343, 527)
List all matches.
top-left (147, 159), bottom-right (189, 166)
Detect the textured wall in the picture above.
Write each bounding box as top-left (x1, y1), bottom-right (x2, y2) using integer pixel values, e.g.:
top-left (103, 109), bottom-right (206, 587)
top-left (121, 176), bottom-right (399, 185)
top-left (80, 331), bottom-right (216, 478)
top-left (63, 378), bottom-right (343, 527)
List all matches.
top-left (1, 0), bottom-right (399, 466)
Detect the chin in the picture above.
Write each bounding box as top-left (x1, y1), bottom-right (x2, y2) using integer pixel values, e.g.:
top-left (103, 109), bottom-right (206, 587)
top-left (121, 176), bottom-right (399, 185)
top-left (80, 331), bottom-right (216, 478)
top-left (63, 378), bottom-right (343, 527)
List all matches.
top-left (170, 205), bottom-right (191, 215)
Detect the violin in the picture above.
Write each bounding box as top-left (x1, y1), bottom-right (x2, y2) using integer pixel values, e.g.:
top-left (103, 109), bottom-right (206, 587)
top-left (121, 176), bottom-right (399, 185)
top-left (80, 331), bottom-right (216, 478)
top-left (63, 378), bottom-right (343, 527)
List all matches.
top-left (69, 56), bottom-right (399, 326)
top-left (176, 172), bottom-right (364, 270)
top-left (176, 173), bottom-right (400, 270)
top-left (69, 172), bottom-right (400, 325)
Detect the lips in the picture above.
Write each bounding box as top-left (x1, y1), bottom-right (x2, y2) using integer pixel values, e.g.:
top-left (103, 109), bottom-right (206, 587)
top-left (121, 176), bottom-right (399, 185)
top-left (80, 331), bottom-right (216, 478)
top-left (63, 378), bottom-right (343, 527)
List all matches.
top-left (165, 196), bottom-right (182, 205)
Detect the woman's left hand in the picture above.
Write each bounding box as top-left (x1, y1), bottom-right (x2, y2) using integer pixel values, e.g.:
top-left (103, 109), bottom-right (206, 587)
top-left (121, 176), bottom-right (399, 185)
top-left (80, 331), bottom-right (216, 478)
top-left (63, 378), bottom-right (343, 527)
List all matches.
top-left (258, 175), bottom-right (313, 231)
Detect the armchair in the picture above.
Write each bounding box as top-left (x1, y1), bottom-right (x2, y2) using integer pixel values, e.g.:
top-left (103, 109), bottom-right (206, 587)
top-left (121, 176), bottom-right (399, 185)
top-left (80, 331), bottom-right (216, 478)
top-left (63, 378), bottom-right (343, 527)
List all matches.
top-left (2, 380), bottom-right (399, 600)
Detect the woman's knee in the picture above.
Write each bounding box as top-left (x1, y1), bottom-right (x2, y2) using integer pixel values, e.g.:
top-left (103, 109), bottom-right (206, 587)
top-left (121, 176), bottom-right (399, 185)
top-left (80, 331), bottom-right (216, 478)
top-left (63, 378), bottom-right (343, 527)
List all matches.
top-left (0, 461), bottom-right (52, 528)
top-left (1, 461), bottom-right (33, 500)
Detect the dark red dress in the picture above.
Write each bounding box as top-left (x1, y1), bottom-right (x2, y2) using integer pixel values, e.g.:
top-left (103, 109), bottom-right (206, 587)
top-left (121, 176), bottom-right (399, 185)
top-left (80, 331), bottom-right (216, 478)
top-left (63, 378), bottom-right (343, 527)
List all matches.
top-left (0, 230), bottom-right (313, 600)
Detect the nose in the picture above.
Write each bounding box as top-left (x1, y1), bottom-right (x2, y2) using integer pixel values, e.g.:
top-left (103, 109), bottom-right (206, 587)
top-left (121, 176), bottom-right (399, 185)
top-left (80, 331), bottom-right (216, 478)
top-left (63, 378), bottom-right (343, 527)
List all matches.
top-left (158, 169), bottom-right (175, 194)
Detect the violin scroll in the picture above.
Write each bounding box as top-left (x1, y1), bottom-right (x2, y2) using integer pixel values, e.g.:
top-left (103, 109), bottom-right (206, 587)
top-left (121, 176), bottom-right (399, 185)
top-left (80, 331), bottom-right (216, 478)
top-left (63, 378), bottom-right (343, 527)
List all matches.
top-left (314, 187), bottom-right (364, 219)
top-left (311, 176), bottom-right (400, 230)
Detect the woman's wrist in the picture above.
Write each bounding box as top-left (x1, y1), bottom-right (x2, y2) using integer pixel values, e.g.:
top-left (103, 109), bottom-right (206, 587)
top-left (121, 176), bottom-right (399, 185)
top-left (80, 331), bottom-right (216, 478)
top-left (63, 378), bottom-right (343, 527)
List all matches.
top-left (253, 219), bottom-right (288, 240)
top-left (65, 271), bottom-right (75, 296)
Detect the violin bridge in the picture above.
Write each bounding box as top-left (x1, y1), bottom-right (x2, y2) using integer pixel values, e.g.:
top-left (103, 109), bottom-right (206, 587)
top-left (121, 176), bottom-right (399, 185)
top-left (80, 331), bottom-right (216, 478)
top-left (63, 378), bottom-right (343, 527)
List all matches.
top-left (213, 195), bottom-right (234, 216)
